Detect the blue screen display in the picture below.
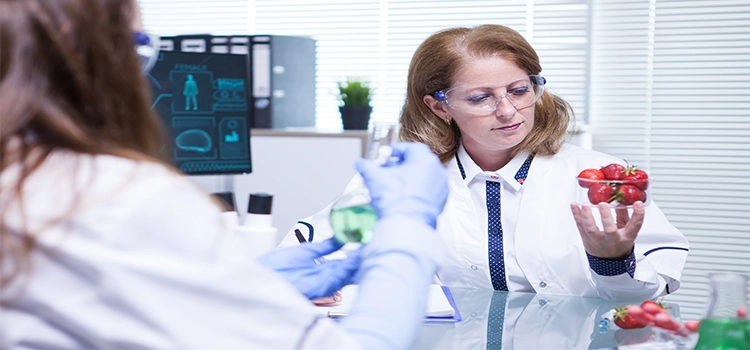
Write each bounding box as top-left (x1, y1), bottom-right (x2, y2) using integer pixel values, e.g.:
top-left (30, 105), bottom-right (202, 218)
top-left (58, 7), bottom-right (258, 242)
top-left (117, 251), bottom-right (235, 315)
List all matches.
top-left (148, 51), bottom-right (252, 175)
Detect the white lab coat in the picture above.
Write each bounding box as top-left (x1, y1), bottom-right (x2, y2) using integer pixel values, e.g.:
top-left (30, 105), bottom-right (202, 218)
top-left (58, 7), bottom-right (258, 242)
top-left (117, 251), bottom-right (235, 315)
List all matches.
top-left (282, 144), bottom-right (689, 301)
top-left (0, 151), bottom-right (364, 349)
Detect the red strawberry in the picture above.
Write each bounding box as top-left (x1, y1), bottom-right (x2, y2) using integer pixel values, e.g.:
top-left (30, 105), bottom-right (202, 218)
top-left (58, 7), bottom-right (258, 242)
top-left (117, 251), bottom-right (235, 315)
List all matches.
top-left (614, 306), bottom-right (648, 329)
top-left (626, 305), bottom-right (655, 325)
top-left (601, 163), bottom-right (626, 180)
top-left (654, 313), bottom-right (681, 331)
top-left (588, 183), bottom-right (615, 204)
top-left (685, 320), bottom-right (701, 332)
top-left (615, 185), bottom-right (647, 205)
top-left (640, 300), bottom-right (667, 312)
top-left (577, 168), bottom-right (605, 188)
top-left (623, 166), bottom-right (649, 191)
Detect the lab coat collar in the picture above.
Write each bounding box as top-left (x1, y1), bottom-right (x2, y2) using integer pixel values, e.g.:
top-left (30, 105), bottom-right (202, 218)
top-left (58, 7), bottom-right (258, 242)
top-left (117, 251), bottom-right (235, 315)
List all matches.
top-left (455, 144), bottom-right (530, 192)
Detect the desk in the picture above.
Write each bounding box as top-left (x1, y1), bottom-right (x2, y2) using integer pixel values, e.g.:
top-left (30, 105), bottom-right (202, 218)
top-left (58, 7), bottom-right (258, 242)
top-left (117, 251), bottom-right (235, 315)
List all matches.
top-left (413, 289), bottom-right (698, 350)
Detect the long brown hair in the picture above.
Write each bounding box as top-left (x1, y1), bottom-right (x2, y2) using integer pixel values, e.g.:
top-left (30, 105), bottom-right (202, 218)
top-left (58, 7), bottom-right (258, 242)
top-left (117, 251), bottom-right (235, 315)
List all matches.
top-left (0, 0), bottom-right (166, 289)
top-left (399, 24), bottom-right (572, 163)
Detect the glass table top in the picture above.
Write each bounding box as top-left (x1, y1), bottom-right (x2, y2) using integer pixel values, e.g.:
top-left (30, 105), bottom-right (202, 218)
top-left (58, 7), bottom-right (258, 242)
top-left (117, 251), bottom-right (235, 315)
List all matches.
top-left (412, 288), bottom-right (699, 350)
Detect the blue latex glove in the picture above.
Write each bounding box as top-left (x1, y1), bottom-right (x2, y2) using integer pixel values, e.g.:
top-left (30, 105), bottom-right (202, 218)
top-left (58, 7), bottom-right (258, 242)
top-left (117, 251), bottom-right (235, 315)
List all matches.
top-left (258, 238), bottom-right (362, 300)
top-left (355, 142), bottom-right (449, 228)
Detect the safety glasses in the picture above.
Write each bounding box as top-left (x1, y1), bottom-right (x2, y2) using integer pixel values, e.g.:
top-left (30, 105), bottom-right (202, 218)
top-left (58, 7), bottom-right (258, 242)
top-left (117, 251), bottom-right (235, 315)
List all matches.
top-left (433, 75), bottom-right (546, 115)
top-left (133, 31), bottom-right (160, 74)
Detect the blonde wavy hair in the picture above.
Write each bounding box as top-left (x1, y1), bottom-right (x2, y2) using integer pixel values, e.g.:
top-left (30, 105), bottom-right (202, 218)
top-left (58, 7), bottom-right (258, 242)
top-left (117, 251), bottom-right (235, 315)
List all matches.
top-left (399, 24), bottom-right (573, 163)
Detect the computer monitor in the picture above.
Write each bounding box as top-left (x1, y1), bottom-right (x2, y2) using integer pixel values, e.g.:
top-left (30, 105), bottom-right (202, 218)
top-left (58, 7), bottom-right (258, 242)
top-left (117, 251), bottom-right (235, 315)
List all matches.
top-left (148, 51), bottom-right (252, 175)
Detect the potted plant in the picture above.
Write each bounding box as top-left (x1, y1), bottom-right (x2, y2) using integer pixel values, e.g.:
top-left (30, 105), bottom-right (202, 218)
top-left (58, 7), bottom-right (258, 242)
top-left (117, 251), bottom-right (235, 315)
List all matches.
top-left (337, 78), bottom-right (372, 130)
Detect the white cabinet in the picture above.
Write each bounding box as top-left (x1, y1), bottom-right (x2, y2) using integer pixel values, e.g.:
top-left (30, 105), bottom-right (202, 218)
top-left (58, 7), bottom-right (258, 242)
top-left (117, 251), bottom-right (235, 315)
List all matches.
top-left (190, 129), bottom-right (367, 244)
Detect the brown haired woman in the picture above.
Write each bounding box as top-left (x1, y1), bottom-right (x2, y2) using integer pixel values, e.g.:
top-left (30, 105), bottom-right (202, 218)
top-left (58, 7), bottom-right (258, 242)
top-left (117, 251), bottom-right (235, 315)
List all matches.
top-left (0, 0), bottom-right (451, 348)
top-left (283, 25), bottom-right (688, 301)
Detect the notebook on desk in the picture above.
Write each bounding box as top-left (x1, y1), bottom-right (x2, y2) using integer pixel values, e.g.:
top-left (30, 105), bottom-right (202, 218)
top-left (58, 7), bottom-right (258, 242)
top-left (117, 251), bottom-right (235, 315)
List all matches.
top-left (317, 284), bottom-right (462, 323)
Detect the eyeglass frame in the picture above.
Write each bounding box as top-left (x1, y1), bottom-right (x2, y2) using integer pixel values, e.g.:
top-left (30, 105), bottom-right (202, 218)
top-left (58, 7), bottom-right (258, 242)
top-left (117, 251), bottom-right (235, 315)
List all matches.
top-left (432, 75), bottom-right (547, 114)
top-left (133, 31), bottom-right (161, 74)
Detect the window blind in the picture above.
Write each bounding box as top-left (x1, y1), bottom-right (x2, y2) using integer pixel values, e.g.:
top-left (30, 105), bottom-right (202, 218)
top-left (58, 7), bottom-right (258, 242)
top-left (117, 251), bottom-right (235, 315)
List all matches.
top-left (139, 0), bottom-right (249, 35)
top-left (251, 0), bottom-right (589, 129)
top-left (590, 0), bottom-right (750, 320)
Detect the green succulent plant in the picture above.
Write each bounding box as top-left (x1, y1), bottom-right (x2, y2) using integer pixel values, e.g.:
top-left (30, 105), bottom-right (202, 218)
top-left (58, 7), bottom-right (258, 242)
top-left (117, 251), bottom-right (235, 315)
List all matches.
top-left (337, 78), bottom-right (371, 107)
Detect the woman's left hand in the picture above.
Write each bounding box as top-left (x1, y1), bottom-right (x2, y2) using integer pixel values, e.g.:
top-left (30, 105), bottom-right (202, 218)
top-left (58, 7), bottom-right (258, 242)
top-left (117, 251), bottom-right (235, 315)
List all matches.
top-left (570, 202), bottom-right (645, 259)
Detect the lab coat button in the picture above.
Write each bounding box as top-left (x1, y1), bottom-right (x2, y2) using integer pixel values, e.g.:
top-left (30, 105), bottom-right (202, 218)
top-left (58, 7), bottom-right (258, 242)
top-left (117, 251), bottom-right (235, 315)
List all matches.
top-left (538, 299), bottom-right (547, 306)
top-left (470, 312), bottom-right (477, 317)
top-left (470, 265), bottom-right (478, 270)
top-left (539, 281), bottom-right (547, 288)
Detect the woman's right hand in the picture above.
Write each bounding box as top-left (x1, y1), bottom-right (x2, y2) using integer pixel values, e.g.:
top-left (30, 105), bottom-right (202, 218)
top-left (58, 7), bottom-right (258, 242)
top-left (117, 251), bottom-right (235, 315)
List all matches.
top-left (354, 142), bottom-right (448, 228)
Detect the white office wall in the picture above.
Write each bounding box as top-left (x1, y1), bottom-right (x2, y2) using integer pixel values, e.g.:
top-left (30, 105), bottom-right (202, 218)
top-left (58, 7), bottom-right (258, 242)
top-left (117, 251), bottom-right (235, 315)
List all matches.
top-left (190, 133), bottom-right (364, 243)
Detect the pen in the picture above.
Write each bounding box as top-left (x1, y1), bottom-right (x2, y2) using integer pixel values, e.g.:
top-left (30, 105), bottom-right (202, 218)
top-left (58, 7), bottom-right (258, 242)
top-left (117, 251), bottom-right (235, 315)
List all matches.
top-left (295, 228), bottom-right (327, 264)
top-left (294, 229), bottom-right (306, 243)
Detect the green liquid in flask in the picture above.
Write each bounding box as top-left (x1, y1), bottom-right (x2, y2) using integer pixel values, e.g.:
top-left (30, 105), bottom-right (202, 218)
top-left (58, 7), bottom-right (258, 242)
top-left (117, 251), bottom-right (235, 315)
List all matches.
top-left (330, 204), bottom-right (377, 243)
top-left (694, 318), bottom-right (750, 350)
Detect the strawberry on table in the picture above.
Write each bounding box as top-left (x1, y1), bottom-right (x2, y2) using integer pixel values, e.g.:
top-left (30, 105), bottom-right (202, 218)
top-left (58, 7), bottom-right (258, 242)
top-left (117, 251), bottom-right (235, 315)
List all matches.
top-left (653, 313), bottom-right (681, 331)
top-left (600, 163), bottom-right (626, 180)
top-left (685, 320), bottom-right (701, 332)
top-left (577, 168), bottom-right (606, 188)
top-left (632, 300), bottom-right (696, 334)
top-left (640, 300), bottom-right (667, 315)
top-left (588, 183), bottom-right (615, 204)
top-left (625, 305), bottom-right (655, 326)
top-left (615, 306), bottom-right (648, 329)
top-left (640, 300), bottom-right (660, 309)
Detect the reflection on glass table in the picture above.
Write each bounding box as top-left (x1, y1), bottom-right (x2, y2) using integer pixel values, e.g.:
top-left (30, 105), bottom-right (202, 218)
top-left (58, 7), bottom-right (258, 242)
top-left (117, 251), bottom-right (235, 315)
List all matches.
top-left (413, 289), bottom-right (698, 350)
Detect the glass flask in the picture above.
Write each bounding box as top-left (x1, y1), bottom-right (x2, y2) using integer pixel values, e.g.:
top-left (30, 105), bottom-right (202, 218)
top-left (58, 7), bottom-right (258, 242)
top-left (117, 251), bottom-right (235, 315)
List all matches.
top-left (329, 123), bottom-right (399, 244)
top-left (694, 273), bottom-right (750, 350)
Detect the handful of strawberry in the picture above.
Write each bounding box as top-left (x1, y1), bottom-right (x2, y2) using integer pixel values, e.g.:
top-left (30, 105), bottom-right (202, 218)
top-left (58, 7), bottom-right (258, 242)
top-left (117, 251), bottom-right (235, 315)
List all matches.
top-left (614, 300), bottom-right (670, 330)
top-left (614, 300), bottom-right (700, 336)
top-left (577, 162), bottom-right (649, 206)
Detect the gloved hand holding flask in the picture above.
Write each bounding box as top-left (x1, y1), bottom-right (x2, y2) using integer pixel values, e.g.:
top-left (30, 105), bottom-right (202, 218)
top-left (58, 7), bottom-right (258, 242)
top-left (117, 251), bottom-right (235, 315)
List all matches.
top-left (328, 123), bottom-right (399, 244)
top-left (260, 142), bottom-right (448, 301)
top-left (339, 142), bottom-right (448, 348)
top-left (354, 142), bottom-right (449, 229)
top-left (258, 238), bottom-right (362, 300)
top-left (329, 125), bottom-right (450, 244)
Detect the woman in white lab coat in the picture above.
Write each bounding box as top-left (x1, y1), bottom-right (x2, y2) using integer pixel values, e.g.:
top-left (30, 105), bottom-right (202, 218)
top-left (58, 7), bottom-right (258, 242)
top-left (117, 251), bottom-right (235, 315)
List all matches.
top-left (282, 25), bottom-right (689, 302)
top-left (0, 0), bottom-right (450, 348)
